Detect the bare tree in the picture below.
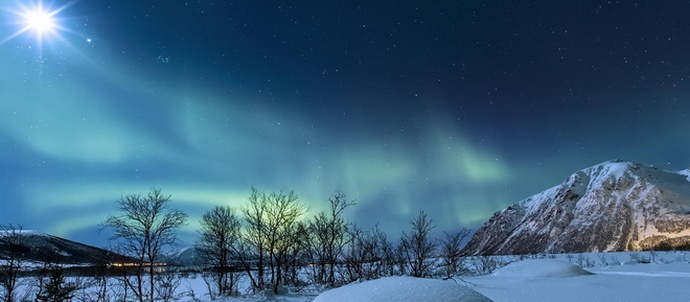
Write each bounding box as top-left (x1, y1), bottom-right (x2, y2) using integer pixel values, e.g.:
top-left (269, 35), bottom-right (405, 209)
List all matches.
top-left (360, 226), bottom-right (386, 279)
top-left (196, 205), bottom-right (242, 298)
top-left (439, 229), bottom-right (471, 278)
top-left (308, 190), bottom-right (354, 286)
top-left (264, 190), bottom-right (306, 294)
top-left (103, 187), bottom-right (187, 302)
top-left (377, 229), bottom-right (398, 277)
top-left (0, 224), bottom-right (28, 302)
top-left (239, 187), bottom-right (268, 291)
top-left (401, 211), bottom-right (438, 278)
top-left (470, 255), bottom-right (501, 274)
top-left (284, 221), bottom-right (310, 287)
top-left (394, 242), bottom-right (407, 276)
top-left (240, 188), bottom-right (307, 294)
top-left (343, 223), bottom-right (365, 282)
top-left (153, 272), bottom-right (182, 302)
top-left (343, 224), bottom-right (389, 282)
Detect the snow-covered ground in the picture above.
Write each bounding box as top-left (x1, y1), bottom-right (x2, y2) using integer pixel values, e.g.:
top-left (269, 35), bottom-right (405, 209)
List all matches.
top-left (313, 276), bottom-right (491, 302)
top-left (468, 256), bottom-right (690, 302)
top-left (312, 252), bottom-right (690, 302)
top-left (8, 251), bottom-right (690, 301)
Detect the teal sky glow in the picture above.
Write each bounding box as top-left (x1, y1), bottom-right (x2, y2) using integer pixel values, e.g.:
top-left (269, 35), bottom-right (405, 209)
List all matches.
top-left (2, 1), bottom-right (689, 246)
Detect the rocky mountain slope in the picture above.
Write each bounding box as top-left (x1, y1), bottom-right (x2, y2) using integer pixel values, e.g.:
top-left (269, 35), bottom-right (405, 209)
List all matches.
top-left (160, 246), bottom-right (202, 266)
top-left (0, 230), bottom-right (131, 265)
top-left (463, 160), bottom-right (690, 255)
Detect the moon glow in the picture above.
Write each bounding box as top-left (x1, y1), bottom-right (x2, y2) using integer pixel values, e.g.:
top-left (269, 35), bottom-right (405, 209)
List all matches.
top-left (24, 8), bottom-right (56, 35)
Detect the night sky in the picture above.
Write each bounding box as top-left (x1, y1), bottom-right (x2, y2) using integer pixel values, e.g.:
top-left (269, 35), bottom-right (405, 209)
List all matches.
top-left (2, 1), bottom-right (690, 246)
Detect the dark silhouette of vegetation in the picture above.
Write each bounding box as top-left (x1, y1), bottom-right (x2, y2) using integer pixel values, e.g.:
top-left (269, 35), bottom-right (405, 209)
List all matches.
top-left (191, 188), bottom-right (471, 294)
top-left (103, 187), bottom-right (187, 302)
top-left (196, 205), bottom-right (242, 298)
top-left (343, 224), bottom-right (396, 281)
top-left (439, 229), bottom-right (471, 278)
top-left (0, 224), bottom-right (29, 302)
top-left (240, 188), bottom-right (307, 294)
top-left (238, 187), bottom-right (269, 291)
top-left (265, 190), bottom-right (306, 294)
top-left (1, 186), bottom-right (479, 300)
top-left (35, 263), bottom-right (80, 302)
top-left (307, 190), bottom-right (354, 286)
top-left (401, 210), bottom-right (438, 278)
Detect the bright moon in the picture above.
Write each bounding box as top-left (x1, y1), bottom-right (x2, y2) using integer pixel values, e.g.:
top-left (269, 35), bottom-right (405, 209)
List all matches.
top-left (1, 1), bottom-right (73, 47)
top-left (25, 9), bottom-right (56, 34)
top-left (22, 5), bottom-right (58, 38)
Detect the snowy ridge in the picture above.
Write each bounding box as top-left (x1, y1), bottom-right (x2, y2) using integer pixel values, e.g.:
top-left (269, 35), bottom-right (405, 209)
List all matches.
top-left (0, 229), bottom-right (45, 237)
top-left (463, 160), bottom-right (690, 255)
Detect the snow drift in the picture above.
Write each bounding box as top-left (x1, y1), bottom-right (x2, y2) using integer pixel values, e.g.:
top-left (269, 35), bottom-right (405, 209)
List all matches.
top-left (492, 259), bottom-right (593, 278)
top-left (313, 276), bottom-right (492, 302)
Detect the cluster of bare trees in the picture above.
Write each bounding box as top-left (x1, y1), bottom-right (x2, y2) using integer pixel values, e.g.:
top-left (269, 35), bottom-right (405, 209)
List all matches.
top-left (196, 205), bottom-right (241, 298)
top-left (196, 188), bottom-right (308, 297)
top-left (194, 188), bottom-right (472, 298)
top-left (341, 224), bottom-right (402, 281)
top-left (1, 186), bottom-right (473, 301)
top-left (305, 191), bottom-right (353, 286)
top-left (339, 211), bottom-right (470, 282)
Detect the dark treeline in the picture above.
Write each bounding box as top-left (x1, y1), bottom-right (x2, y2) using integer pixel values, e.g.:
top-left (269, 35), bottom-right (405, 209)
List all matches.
top-left (0, 187), bottom-right (471, 302)
top-left (192, 187), bottom-right (471, 299)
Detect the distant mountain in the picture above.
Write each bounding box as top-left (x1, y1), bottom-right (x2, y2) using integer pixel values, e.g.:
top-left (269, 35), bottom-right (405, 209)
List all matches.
top-left (159, 246), bottom-right (202, 266)
top-left (0, 231), bottom-right (132, 265)
top-left (463, 160), bottom-right (690, 255)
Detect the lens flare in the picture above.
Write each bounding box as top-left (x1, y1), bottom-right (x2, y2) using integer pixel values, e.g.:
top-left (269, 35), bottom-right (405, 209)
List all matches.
top-left (23, 7), bottom-right (57, 36)
top-left (1, 0), bottom-right (74, 48)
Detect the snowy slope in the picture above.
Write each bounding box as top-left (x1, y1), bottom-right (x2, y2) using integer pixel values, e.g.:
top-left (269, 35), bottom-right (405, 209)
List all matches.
top-left (491, 259), bottom-right (592, 278)
top-left (313, 276), bottom-right (491, 302)
top-left (160, 246), bottom-right (202, 265)
top-left (468, 254), bottom-right (690, 302)
top-left (463, 160), bottom-right (690, 255)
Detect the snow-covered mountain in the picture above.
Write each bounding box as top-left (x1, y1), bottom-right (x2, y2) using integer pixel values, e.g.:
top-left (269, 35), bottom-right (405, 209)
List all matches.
top-left (159, 246), bottom-right (202, 266)
top-left (0, 231), bottom-right (131, 265)
top-left (463, 160), bottom-right (690, 255)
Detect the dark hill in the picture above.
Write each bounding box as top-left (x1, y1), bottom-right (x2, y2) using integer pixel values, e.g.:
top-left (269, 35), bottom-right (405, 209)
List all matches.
top-left (0, 231), bottom-right (132, 265)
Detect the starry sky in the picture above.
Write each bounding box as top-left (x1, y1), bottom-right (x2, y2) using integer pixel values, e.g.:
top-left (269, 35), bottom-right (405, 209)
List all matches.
top-left (1, 0), bottom-right (690, 246)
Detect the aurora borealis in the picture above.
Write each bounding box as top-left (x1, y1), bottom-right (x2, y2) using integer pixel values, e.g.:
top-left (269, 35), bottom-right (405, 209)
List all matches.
top-left (2, 1), bottom-right (690, 246)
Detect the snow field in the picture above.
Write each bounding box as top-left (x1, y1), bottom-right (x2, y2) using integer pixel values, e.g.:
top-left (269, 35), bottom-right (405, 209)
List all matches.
top-left (467, 252), bottom-right (690, 302)
top-left (312, 276), bottom-right (491, 302)
top-left (7, 251), bottom-right (690, 301)
top-left (490, 259), bottom-right (592, 278)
